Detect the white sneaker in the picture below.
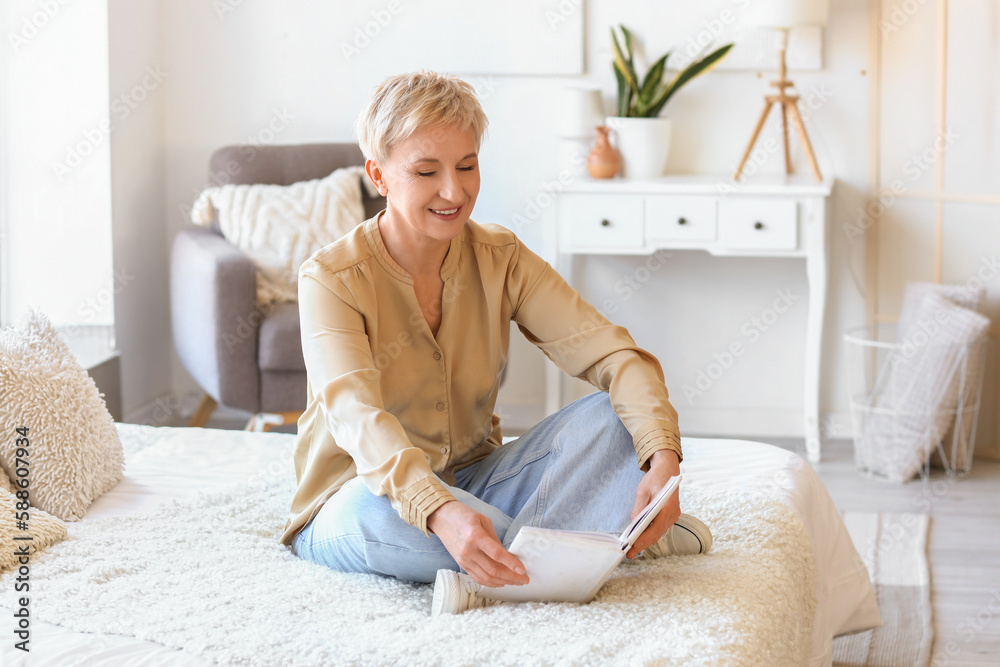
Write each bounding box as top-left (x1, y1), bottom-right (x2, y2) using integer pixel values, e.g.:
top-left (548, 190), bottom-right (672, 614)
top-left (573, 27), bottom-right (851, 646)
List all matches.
top-left (431, 569), bottom-right (505, 616)
top-left (640, 513), bottom-right (713, 557)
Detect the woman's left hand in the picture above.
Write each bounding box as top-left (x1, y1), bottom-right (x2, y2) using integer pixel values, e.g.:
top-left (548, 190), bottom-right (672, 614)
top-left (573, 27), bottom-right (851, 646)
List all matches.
top-left (625, 449), bottom-right (681, 560)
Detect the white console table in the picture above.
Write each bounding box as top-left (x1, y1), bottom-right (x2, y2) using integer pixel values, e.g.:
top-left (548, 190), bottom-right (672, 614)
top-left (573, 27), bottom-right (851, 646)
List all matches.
top-left (547, 173), bottom-right (834, 463)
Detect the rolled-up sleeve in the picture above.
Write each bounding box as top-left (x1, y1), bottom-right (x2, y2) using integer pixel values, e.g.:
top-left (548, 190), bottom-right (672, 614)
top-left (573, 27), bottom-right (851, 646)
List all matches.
top-left (298, 262), bottom-right (456, 537)
top-left (507, 240), bottom-right (682, 470)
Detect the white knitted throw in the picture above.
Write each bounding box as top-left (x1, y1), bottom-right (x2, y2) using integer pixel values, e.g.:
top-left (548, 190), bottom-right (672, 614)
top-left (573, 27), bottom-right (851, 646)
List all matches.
top-left (190, 165), bottom-right (381, 307)
top-left (0, 465), bottom-right (818, 666)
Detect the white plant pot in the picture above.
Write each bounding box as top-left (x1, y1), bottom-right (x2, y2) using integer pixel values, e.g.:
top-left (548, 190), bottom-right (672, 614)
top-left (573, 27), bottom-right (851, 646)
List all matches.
top-left (604, 116), bottom-right (672, 179)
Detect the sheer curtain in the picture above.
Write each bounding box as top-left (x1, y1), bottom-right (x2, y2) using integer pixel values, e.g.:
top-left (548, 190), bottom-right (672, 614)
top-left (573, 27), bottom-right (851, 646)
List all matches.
top-left (0, 0), bottom-right (114, 339)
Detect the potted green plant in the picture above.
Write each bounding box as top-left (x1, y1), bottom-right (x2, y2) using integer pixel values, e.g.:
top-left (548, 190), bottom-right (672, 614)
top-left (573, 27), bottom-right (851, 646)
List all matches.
top-left (606, 25), bottom-right (733, 178)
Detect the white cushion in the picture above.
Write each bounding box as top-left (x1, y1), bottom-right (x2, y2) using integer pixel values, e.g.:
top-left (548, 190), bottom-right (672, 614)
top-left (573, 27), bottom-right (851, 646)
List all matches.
top-left (899, 282), bottom-right (987, 472)
top-left (896, 281), bottom-right (984, 335)
top-left (190, 165), bottom-right (381, 307)
top-left (0, 487), bottom-right (67, 574)
top-left (863, 291), bottom-right (989, 481)
top-left (0, 308), bottom-right (124, 520)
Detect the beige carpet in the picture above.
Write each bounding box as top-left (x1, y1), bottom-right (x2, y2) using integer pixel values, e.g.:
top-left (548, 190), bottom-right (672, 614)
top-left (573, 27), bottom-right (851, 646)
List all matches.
top-left (833, 512), bottom-right (932, 667)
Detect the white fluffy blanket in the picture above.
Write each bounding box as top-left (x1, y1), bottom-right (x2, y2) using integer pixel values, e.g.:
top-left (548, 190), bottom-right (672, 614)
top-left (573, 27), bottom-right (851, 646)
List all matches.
top-left (0, 463), bottom-right (818, 666)
top-left (190, 166), bottom-right (381, 307)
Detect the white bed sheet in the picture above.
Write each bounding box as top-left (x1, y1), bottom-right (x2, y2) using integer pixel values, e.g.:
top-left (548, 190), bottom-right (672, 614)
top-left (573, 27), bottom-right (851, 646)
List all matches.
top-left (2, 424), bottom-right (879, 667)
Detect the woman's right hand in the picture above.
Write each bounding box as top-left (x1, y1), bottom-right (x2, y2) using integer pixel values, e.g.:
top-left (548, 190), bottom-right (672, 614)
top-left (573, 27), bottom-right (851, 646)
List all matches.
top-left (426, 500), bottom-right (530, 588)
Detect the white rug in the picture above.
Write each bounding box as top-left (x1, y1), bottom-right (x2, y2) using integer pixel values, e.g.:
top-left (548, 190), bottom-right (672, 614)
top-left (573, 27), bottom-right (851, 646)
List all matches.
top-left (833, 512), bottom-right (932, 667)
top-left (1, 467), bottom-right (819, 666)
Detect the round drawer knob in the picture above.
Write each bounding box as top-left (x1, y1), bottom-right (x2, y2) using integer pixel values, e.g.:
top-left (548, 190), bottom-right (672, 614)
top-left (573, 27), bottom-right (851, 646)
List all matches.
top-left (754, 221), bottom-right (764, 230)
top-left (678, 217), bottom-right (687, 225)
top-left (600, 219), bottom-right (611, 227)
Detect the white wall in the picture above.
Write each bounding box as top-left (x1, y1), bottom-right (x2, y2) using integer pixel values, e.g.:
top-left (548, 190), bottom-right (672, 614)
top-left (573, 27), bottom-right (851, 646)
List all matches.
top-left (111, 1), bottom-right (887, 450)
top-left (107, 0), bottom-right (169, 424)
top-left (871, 0), bottom-right (1000, 459)
top-left (550, 0), bottom-right (872, 442)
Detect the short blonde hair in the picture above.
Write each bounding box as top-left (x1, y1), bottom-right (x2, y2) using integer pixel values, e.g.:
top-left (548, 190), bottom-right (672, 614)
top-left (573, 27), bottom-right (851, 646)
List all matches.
top-left (354, 69), bottom-right (489, 165)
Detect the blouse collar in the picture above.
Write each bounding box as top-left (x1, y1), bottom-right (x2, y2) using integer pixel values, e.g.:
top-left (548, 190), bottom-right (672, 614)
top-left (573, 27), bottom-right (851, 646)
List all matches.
top-left (364, 209), bottom-right (464, 284)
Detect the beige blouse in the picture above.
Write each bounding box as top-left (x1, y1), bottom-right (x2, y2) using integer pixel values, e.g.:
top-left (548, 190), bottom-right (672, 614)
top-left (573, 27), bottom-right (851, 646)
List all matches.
top-left (278, 210), bottom-right (682, 546)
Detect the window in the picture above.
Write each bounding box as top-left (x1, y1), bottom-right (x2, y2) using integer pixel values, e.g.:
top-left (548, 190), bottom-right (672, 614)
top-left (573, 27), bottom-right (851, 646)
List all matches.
top-left (1, 0), bottom-right (114, 339)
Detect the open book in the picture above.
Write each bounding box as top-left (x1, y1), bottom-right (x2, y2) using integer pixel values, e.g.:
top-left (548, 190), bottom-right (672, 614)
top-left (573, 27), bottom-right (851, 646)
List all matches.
top-left (478, 474), bottom-right (681, 604)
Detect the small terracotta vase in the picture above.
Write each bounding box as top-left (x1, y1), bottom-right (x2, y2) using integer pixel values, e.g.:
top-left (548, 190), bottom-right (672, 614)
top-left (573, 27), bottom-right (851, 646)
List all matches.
top-left (586, 125), bottom-right (621, 179)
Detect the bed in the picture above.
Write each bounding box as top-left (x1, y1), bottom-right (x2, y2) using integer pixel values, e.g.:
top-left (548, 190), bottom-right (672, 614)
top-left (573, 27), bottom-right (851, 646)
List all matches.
top-left (1, 422), bottom-right (880, 666)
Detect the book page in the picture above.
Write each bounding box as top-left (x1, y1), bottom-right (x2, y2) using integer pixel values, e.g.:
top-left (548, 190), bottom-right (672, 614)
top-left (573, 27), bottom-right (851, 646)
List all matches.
top-left (478, 528), bottom-right (622, 603)
top-left (476, 475), bottom-right (681, 604)
top-left (544, 529), bottom-right (620, 544)
top-left (618, 475), bottom-right (681, 551)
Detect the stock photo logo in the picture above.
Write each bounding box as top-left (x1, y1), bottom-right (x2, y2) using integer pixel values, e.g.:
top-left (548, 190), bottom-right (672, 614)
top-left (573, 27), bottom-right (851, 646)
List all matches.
top-left (844, 127), bottom-right (959, 244)
top-left (339, 1), bottom-right (404, 62)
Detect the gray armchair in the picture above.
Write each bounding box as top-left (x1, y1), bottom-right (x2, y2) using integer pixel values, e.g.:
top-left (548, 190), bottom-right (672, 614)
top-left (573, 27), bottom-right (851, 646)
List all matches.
top-left (170, 143), bottom-right (386, 431)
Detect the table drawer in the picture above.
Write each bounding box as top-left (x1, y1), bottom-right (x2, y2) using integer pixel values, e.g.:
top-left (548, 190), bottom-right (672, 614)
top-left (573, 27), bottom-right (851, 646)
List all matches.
top-left (559, 194), bottom-right (643, 249)
top-left (719, 198), bottom-right (798, 250)
top-left (646, 196), bottom-right (717, 243)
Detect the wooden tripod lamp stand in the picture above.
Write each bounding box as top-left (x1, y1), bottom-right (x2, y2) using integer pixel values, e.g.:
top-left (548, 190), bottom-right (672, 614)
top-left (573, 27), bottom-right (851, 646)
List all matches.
top-left (734, 0), bottom-right (830, 183)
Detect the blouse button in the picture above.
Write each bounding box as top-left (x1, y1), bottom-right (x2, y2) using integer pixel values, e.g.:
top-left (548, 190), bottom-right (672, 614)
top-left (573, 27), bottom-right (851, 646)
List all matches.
top-left (436, 402), bottom-right (445, 411)
top-left (433, 352), bottom-right (442, 360)
top-left (440, 446), bottom-right (448, 454)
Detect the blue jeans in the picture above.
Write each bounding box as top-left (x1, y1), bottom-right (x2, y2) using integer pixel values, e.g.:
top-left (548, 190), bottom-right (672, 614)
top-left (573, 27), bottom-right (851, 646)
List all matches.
top-left (291, 391), bottom-right (648, 584)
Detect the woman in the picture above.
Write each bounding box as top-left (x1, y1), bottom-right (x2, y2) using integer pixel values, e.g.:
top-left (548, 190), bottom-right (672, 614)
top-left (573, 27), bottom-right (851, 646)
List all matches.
top-left (279, 70), bottom-right (711, 616)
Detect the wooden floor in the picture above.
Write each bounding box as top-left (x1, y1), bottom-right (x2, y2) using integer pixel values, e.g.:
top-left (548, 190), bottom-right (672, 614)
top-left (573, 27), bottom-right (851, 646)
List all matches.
top-left (195, 411), bottom-right (999, 665)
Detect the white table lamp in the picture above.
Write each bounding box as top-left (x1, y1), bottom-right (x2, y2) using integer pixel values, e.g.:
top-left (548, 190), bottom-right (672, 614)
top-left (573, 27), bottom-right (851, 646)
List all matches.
top-left (555, 87), bottom-right (605, 177)
top-left (734, 0), bottom-right (830, 182)
top-left (555, 87), bottom-right (604, 140)
top-left (743, 0), bottom-right (829, 28)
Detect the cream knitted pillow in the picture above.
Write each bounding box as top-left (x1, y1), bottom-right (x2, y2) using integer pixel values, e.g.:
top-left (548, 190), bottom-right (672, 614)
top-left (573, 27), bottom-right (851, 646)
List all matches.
top-left (190, 165), bottom-right (382, 307)
top-left (0, 487), bottom-right (68, 573)
top-left (0, 465), bottom-right (11, 493)
top-left (0, 308), bottom-right (124, 521)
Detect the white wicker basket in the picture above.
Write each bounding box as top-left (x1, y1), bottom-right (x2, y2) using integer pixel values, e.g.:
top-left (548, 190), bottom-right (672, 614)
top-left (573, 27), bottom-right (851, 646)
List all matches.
top-left (843, 324), bottom-right (988, 482)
